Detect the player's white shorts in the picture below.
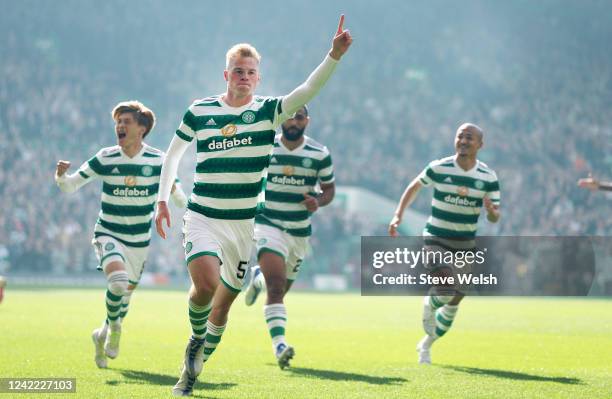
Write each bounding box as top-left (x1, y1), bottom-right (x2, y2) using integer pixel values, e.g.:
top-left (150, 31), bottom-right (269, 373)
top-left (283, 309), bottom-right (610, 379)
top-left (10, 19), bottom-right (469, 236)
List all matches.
top-left (254, 223), bottom-right (309, 281)
top-left (183, 210), bottom-right (254, 293)
top-left (92, 235), bottom-right (148, 286)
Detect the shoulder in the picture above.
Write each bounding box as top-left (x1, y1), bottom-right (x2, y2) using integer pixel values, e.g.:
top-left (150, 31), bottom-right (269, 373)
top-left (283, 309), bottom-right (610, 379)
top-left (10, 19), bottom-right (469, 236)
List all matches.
top-left (254, 95), bottom-right (280, 104)
top-left (427, 155), bottom-right (454, 169)
top-left (191, 95), bottom-right (222, 109)
top-left (476, 160), bottom-right (498, 179)
top-left (142, 144), bottom-right (164, 159)
top-left (96, 146), bottom-right (121, 159)
top-left (303, 136), bottom-right (330, 157)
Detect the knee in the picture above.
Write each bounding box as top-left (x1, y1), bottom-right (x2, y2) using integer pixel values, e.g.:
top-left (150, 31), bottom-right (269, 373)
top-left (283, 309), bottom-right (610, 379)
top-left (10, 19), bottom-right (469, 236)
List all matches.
top-left (266, 278), bottom-right (286, 301)
top-left (192, 275), bottom-right (217, 297)
top-left (107, 271), bottom-right (129, 296)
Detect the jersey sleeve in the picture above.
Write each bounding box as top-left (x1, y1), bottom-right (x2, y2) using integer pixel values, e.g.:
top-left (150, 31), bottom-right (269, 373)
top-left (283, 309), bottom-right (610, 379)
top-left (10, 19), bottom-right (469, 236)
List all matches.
top-left (175, 106), bottom-right (197, 142)
top-left (318, 149), bottom-right (335, 184)
top-left (261, 96), bottom-right (289, 130)
top-left (487, 172), bottom-right (501, 206)
top-left (417, 162), bottom-right (435, 187)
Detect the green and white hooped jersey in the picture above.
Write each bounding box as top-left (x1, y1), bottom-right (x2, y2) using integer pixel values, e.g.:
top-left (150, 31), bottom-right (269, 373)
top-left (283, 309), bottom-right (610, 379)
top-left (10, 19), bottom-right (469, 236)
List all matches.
top-left (418, 155), bottom-right (500, 248)
top-left (76, 144), bottom-right (165, 247)
top-left (255, 135), bottom-right (334, 237)
top-left (175, 95), bottom-right (287, 220)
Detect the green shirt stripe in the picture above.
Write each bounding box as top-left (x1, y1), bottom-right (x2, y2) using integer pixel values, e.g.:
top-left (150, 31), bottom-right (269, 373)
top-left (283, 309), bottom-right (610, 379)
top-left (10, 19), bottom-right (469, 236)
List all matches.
top-left (320, 173), bottom-right (334, 182)
top-left (265, 190), bottom-right (316, 203)
top-left (255, 215), bottom-right (312, 237)
top-left (97, 218), bottom-right (152, 235)
top-left (262, 208), bottom-right (310, 222)
top-left (192, 179), bottom-right (264, 199)
top-left (175, 129), bottom-right (193, 142)
top-left (187, 201), bottom-right (262, 220)
top-left (196, 156), bottom-right (270, 174)
top-left (425, 223), bottom-right (476, 238)
top-left (101, 202), bottom-right (155, 217)
top-left (88, 159), bottom-right (161, 177)
top-left (431, 207), bottom-right (480, 224)
top-left (428, 169), bottom-right (497, 191)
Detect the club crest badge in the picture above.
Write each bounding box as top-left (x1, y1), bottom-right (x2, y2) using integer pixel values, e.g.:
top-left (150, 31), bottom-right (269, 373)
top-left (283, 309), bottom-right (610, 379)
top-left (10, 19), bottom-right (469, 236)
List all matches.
top-left (142, 165), bottom-right (153, 177)
top-left (241, 111), bottom-right (256, 124)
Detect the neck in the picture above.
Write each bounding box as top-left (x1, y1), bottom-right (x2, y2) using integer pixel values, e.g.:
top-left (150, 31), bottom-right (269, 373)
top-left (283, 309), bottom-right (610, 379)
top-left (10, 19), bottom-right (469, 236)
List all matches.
top-left (222, 91), bottom-right (252, 107)
top-left (122, 142), bottom-right (143, 158)
top-left (455, 154), bottom-right (476, 171)
top-left (281, 135), bottom-right (304, 150)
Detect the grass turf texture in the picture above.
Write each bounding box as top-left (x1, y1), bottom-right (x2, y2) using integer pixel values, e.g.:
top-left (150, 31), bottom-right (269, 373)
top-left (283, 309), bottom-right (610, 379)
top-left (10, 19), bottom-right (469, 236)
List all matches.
top-left (0, 290), bottom-right (611, 398)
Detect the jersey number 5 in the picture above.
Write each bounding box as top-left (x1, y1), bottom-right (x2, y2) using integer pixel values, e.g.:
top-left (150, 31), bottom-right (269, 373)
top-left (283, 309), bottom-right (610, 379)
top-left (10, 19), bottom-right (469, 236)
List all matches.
top-left (236, 261), bottom-right (248, 279)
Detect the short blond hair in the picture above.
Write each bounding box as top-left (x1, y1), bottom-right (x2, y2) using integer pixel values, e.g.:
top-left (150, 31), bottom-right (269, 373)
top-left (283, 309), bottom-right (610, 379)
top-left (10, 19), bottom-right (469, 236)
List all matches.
top-left (225, 43), bottom-right (261, 69)
top-left (111, 100), bottom-right (156, 138)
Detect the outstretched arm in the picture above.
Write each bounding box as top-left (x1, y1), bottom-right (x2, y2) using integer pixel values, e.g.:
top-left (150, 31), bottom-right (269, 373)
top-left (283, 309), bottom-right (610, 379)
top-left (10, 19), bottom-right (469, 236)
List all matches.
top-left (389, 178), bottom-right (423, 237)
top-left (281, 15), bottom-right (353, 117)
top-left (156, 136), bottom-right (191, 239)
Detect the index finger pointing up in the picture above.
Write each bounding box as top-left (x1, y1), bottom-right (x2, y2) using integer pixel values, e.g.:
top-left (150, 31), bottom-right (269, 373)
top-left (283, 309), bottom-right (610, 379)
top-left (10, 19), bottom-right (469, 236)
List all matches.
top-left (337, 14), bottom-right (345, 35)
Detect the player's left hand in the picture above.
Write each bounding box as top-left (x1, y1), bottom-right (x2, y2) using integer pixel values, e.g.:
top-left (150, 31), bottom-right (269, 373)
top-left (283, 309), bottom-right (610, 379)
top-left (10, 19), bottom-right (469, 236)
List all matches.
top-left (301, 193), bottom-right (319, 213)
top-left (483, 197), bottom-right (499, 218)
top-left (329, 14), bottom-right (353, 60)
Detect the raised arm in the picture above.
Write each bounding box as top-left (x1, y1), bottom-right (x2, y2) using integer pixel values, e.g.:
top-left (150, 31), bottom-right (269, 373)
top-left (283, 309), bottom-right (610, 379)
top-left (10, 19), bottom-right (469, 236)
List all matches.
top-left (55, 159), bottom-right (96, 193)
top-left (156, 135), bottom-right (191, 238)
top-left (389, 178), bottom-right (423, 237)
top-left (281, 15), bottom-right (353, 117)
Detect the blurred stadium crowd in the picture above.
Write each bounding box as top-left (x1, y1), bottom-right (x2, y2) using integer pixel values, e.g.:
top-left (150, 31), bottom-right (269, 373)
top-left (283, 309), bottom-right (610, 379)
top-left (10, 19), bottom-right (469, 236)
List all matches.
top-left (1, 1), bottom-right (610, 279)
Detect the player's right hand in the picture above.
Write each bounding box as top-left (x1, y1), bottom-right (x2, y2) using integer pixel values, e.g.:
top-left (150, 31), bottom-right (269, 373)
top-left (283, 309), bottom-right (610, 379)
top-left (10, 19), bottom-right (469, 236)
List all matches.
top-left (155, 201), bottom-right (171, 239)
top-left (55, 160), bottom-right (71, 177)
top-left (329, 14), bottom-right (353, 60)
top-left (388, 215), bottom-right (401, 237)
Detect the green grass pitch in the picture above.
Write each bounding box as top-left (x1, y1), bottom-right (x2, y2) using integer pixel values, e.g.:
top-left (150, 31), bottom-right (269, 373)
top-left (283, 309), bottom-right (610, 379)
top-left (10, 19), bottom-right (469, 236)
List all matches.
top-left (1, 289), bottom-right (611, 398)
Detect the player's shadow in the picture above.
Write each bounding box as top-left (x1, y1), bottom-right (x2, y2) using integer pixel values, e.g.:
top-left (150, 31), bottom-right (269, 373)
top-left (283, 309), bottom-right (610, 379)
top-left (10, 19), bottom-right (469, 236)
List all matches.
top-left (284, 366), bottom-right (407, 385)
top-left (440, 365), bottom-right (584, 385)
top-left (106, 368), bottom-right (237, 392)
